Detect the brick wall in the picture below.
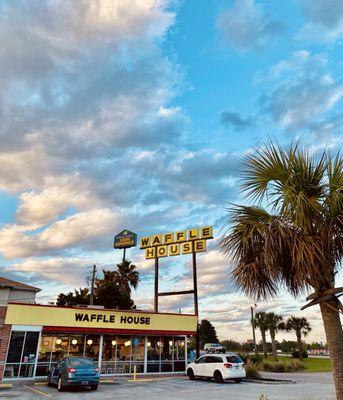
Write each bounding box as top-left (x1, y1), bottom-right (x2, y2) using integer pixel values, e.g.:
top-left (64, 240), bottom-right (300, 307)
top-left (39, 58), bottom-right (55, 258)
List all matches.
top-left (0, 306), bottom-right (11, 381)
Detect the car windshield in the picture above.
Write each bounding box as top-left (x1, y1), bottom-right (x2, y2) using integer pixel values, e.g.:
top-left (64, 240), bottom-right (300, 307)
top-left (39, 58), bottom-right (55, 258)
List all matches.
top-left (69, 357), bottom-right (94, 366)
top-left (226, 355), bottom-right (243, 364)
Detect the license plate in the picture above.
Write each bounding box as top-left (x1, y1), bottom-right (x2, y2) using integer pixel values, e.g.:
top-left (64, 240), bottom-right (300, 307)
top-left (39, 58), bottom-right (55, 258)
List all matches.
top-left (235, 366), bottom-right (240, 370)
top-left (82, 381), bottom-right (88, 385)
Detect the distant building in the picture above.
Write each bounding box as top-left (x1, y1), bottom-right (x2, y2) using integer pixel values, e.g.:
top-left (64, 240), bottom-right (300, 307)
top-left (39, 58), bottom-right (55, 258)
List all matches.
top-left (0, 276), bottom-right (41, 306)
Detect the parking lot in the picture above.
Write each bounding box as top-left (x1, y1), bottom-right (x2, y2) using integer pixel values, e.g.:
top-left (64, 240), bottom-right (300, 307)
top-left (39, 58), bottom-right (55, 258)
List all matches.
top-left (0, 374), bottom-right (335, 400)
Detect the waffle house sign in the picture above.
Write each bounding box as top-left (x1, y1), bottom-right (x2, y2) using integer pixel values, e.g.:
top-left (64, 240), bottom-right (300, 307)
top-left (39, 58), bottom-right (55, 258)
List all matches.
top-left (140, 226), bottom-right (213, 259)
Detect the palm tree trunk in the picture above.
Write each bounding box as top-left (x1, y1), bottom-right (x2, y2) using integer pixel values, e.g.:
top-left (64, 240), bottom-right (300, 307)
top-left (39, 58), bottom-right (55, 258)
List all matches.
top-left (296, 330), bottom-right (303, 361)
top-left (320, 301), bottom-right (343, 400)
top-left (270, 329), bottom-right (277, 360)
top-left (261, 330), bottom-right (267, 358)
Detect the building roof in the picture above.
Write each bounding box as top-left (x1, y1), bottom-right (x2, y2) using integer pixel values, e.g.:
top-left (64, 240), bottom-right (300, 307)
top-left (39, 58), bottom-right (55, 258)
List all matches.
top-left (0, 276), bottom-right (41, 292)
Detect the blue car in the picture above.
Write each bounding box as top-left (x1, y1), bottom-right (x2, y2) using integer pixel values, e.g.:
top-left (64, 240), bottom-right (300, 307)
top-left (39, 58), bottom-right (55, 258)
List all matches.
top-left (47, 357), bottom-right (100, 391)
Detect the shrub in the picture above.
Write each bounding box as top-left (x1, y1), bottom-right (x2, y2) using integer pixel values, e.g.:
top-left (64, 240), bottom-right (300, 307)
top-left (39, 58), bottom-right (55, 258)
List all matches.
top-left (262, 361), bottom-right (286, 372)
top-left (245, 361), bottom-right (261, 379)
top-left (292, 350), bottom-right (308, 359)
top-left (249, 353), bottom-right (263, 365)
top-left (262, 359), bottom-right (305, 372)
top-left (285, 360), bottom-right (305, 372)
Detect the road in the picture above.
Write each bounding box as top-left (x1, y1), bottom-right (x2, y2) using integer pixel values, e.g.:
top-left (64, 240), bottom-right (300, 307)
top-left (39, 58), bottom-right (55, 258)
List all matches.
top-left (0, 374), bottom-right (335, 400)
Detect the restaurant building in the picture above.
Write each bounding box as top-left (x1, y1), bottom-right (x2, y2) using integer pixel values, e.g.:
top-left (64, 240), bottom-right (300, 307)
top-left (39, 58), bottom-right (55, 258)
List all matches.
top-left (0, 278), bottom-right (197, 381)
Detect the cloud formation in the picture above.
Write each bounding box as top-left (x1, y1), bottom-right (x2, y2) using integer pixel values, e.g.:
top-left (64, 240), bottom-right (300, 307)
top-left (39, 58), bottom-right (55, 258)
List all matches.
top-left (217, 0), bottom-right (284, 52)
top-left (297, 0), bottom-right (343, 43)
top-left (220, 110), bottom-right (254, 130)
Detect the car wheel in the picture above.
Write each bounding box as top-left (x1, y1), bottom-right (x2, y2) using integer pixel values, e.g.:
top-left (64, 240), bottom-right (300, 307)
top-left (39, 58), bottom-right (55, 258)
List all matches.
top-left (234, 378), bottom-right (242, 384)
top-left (214, 370), bottom-right (224, 383)
top-left (206, 349), bottom-right (209, 353)
top-left (57, 376), bottom-right (64, 392)
top-left (90, 384), bottom-right (98, 390)
top-left (187, 368), bottom-right (195, 380)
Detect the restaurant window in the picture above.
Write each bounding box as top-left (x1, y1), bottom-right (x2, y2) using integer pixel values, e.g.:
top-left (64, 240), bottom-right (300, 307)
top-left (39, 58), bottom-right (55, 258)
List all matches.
top-left (116, 336), bottom-right (131, 373)
top-left (131, 337), bottom-right (145, 373)
top-left (36, 335), bottom-right (53, 377)
top-left (160, 336), bottom-right (173, 372)
top-left (68, 335), bottom-right (84, 358)
top-left (84, 335), bottom-right (100, 361)
top-left (4, 331), bottom-right (40, 379)
top-left (173, 337), bottom-right (186, 371)
top-left (147, 336), bottom-right (160, 373)
top-left (101, 335), bottom-right (117, 374)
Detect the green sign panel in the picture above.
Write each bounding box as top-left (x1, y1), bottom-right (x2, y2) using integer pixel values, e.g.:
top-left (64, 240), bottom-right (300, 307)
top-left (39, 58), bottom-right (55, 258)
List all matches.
top-left (114, 230), bottom-right (137, 249)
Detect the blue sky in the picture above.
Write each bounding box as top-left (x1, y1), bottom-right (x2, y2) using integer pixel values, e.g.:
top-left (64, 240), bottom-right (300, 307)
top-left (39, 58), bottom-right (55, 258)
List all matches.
top-left (0, 0), bottom-right (342, 342)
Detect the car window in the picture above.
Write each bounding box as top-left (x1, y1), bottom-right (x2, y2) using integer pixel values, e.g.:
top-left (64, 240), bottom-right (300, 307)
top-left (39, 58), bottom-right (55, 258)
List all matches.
top-left (196, 356), bottom-right (207, 364)
top-left (69, 357), bottom-right (94, 366)
top-left (226, 355), bottom-right (243, 364)
top-left (206, 356), bottom-right (222, 363)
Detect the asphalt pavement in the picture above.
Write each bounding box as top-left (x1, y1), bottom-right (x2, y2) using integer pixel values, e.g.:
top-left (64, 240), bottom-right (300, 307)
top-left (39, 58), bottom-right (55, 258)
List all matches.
top-left (0, 373), bottom-right (335, 400)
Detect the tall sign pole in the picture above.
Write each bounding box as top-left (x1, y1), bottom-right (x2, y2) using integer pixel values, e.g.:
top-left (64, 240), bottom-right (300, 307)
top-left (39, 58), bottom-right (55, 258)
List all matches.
top-left (140, 226), bottom-right (213, 359)
top-left (154, 257), bottom-right (159, 313)
top-left (113, 230), bottom-right (137, 263)
top-left (192, 242), bottom-right (200, 358)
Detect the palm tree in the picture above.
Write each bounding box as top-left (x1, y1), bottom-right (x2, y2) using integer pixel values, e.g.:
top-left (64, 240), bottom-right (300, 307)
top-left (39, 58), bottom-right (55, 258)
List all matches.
top-left (284, 316), bottom-right (311, 361)
top-left (266, 312), bottom-right (283, 360)
top-left (254, 312), bottom-right (269, 358)
top-left (220, 143), bottom-right (343, 399)
top-left (114, 260), bottom-right (139, 296)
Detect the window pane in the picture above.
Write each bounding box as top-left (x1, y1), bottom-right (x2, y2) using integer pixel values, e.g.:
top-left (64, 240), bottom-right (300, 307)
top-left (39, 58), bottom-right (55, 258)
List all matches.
top-left (51, 336), bottom-right (69, 362)
top-left (115, 336), bottom-right (131, 374)
top-left (102, 335), bottom-right (117, 361)
top-left (6, 332), bottom-right (25, 363)
top-left (84, 335), bottom-right (100, 361)
top-left (69, 335), bottom-right (85, 357)
top-left (38, 335), bottom-right (53, 362)
top-left (4, 364), bottom-right (20, 378)
top-left (131, 337), bottom-right (145, 373)
top-left (226, 355), bottom-right (242, 363)
top-left (147, 337), bottom-right (160, 373)
top-left (21, 332), bottom-right (39, 363)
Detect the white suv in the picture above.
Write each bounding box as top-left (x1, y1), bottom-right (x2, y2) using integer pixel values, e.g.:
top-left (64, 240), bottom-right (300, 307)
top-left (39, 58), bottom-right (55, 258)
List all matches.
top-left (187, 353), bottom-right (246, 383)
top-left (204, 343), bottom-right (226, 353)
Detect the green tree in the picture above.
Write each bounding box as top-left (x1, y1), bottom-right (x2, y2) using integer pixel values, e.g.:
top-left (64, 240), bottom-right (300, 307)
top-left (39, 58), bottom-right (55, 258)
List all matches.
top-left (198, 319), bottom-right (218, 347)
top-left (56, 288), bottom-right (89, 306)
top-left (279, 340), bottom-right (297, 354)
top-left (220, 143), bottom-right (343, 399)
top-left (114, 260), bottom-right (139, 296)
top-left (283, 316), bottom-right (311, 361)
top-left (95, 270), bottom-right (135, 310)
top-left (266, 312), bottom-right (283, 360)
top-left (56, 262), bottom-right (139, 310)
top-left (254, 312), bottom-right (269, 358)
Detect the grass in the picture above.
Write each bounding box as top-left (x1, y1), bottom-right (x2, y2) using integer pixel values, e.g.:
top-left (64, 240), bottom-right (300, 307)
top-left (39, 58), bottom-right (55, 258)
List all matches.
top-left (263, 356), bottom-right (332, 372)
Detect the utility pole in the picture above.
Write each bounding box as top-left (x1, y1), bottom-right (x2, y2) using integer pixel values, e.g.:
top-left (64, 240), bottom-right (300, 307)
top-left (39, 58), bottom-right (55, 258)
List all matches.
top-left (90, 264), bottom-right (97, 306)
top-left (251, 304), bottom-right (257, 353)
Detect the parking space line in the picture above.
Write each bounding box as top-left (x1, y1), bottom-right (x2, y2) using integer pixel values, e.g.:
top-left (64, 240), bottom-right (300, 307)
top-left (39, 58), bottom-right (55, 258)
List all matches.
top-left (23, 385), bottom-right (52, 398)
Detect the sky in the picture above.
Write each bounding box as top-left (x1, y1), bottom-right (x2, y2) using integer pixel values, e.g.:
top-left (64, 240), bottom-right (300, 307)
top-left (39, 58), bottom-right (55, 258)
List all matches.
top-left (0, 0), bottom-right (343, 343)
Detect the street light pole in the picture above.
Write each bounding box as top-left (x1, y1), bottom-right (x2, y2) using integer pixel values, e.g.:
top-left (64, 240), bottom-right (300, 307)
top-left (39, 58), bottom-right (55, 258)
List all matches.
top-left (251, 304), bottom-right (257, 354)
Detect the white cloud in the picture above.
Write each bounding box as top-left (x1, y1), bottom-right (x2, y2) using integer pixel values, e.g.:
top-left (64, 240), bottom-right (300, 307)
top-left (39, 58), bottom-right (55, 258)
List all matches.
top-left (297, 0), bottom-right (343, 43)
top-left (258, 51), bottom-right (343, 130)
top-left (0, 208), bottom-right (121, 258)
top-left (217, 0), bottom-right (284, 52)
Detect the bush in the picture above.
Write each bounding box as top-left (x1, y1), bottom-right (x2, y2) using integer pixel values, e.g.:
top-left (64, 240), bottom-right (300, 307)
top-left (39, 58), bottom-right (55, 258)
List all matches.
top-left (249, 353), bottom-right (263, 365)
top-left (245, 361), bottom-right (261, 379)
top-left (238, 352), bottom-right (263, 365)
top-left (261, 359), bottom-right (305, 372)
top-left (292, 350), bottom-right (308, 359)
top-left (262, 361), bottom-right (286, 372)
top-left (285, 360), bottom-right (305, 372)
